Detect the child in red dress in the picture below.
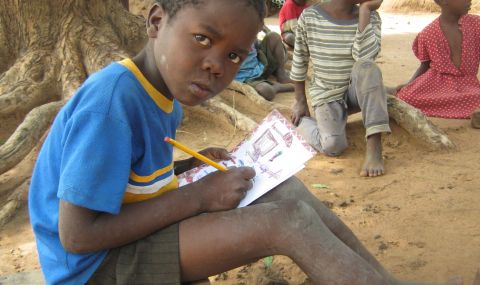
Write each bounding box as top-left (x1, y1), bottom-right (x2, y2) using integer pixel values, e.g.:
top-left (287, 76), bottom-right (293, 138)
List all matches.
top-left (390, 0), bottom-right (480, 128)
top-left (278, 0), bottom-right (309, 48)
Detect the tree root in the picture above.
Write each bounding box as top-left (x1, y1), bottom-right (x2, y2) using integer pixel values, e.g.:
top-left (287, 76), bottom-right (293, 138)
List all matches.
top-left (0, 51), bottom-right (58, 117)
top-left (203, 97), bottom-right (258, 132)
top-left (226, 80), bottom-right (290, 113)
top-left (387, 95), bottom-right (455, 150)
top-left (0, 179), bottom-right (29, 227)
top-left (0, 101), bottom-right (63, 175)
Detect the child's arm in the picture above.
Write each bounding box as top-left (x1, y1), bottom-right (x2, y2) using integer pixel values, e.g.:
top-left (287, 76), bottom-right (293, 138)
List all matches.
top-left (290, 13), bottom-right (310, 126)
top-left (291, 81), bottom-right (310, 126)
top-left (353, 0), bottom-right (382, 61)
top-left (58, 166), bottom-right (255, 253)
top-left (392, 61), bottom-right (430, 95)
top-left (358, 0), bottom-right (382, 33)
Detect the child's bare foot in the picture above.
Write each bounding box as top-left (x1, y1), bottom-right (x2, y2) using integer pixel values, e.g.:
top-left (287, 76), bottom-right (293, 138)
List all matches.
top-left (471, 109), bottom-right (480, 129)
top-left (360, 133), bottom-right (384, 177)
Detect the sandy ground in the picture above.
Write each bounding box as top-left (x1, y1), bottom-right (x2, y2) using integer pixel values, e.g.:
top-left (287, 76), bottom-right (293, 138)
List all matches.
top-left (0, 8), bottom-right (479, 285)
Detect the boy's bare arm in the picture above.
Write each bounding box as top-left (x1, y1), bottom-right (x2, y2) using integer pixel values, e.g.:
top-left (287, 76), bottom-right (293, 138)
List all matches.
top-left (358, 0), bottom-right (383, 32)
top-left (291, 81), bottom-right (310, 126)
top-left (58, 167), bottom-right (255, 254)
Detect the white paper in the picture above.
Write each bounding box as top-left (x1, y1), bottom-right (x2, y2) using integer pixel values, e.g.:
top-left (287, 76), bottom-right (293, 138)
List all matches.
top-left (177, 109), bottom-right (317, 207)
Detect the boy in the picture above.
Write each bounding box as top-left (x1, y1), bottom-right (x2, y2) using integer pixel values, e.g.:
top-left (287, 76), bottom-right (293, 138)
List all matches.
top-left (235, 29), bottom-right (293, 100)
top-left (278, 0), bottom-right (309, 48)
top-left (29, 0), bottom-right (465, 284)
top-left (290, 0), bottom-right (390, 177)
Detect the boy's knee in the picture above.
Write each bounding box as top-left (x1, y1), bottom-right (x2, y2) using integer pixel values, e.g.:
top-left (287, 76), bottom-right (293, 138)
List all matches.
top-left (255, 83), bottom-right (275, 100)
top-left (352, 59), bottom-right (382, 80)
top-left (264, 32), bottom-right (282, 45)
top-left (321, 135), bottom-right (348, 156)
top-left (274, 200), bottom-right (318, 231)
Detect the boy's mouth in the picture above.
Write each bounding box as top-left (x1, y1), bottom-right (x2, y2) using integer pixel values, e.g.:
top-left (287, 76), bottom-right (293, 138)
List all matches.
top-left (189, 82), bottom-right (213, 99)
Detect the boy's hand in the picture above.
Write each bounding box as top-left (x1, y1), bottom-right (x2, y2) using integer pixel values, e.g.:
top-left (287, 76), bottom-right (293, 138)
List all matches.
top-left (291, 100), bottom-right (310, 126)
top-left (360, 0), bottom-right (383, 11)
top-left (195, 166), bottom-right (256, 212)
top-left (191, 147), bottom-right (231, 168)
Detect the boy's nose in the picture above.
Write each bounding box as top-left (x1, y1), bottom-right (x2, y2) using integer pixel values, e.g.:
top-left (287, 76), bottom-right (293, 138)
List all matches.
top-left (201, 54), bottom-right (225, 77)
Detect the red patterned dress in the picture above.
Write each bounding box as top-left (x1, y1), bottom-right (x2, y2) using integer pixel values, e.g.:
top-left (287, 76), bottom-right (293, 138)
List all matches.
top-left (397, 14), bottom-right (480, 119)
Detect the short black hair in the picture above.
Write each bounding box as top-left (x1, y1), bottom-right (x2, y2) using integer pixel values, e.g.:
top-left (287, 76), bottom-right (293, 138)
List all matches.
top-left (155, 0), bottom-right (266, 22)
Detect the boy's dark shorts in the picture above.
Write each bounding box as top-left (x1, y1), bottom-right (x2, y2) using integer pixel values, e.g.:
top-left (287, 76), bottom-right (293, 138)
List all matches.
top-left (245, 36), bottom-right (283, 88)
top-left (87, 223), bottom-right (181, 285)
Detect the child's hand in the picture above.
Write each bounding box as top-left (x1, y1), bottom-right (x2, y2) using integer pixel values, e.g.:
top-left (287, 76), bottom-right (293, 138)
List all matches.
top-left (191, 147), bottom-right (231, 168)
top-left (195, 166), bottom-right (256, 212)
top-left (291, 100), bottom-right (310, 126)
top-left (360, 0), bottom-right (383, 11)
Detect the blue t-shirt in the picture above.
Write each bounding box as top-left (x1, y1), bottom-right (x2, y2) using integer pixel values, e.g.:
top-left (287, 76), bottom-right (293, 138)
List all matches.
top-left (235, 44), bottom-right (265, 83)
top-left (28, 59), bottom-right (183, 285)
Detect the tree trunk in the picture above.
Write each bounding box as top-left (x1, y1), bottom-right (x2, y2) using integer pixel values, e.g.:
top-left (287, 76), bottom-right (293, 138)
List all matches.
top-left (0, 0), bottom-right (146, 225)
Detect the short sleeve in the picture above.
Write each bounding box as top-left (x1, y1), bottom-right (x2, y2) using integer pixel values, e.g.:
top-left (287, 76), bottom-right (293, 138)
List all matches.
top-left (58, 111), bottom-right (132, 214)
top-left (412, 32), bottom-right (430, 62)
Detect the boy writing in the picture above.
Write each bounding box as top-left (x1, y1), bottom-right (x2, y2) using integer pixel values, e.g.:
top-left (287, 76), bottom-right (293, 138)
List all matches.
top-left (291, 0), bottom-right (390, 177)
top-left (29, 0), bottom-right (468, 284)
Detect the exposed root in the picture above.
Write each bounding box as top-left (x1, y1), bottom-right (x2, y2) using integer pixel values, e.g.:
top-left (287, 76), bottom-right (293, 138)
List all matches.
top-left (0, 50), bottom-right (58, 117)
top-left (57, 40), bottom-right (88, 99)
top-left (0, 179), bottom-right (29, 227)
top-left (80, 22), bottom-right (130, 73)
top-left (227, 80), bottom-right (290, 113)
top-left (203, 97), bottom-right (258, 132)
top-left (387, 95), bottom-right (455, 150)
top-left (0, 101), bottom-right (63, 175)
top-left (110, 6), bottom-right (147, 53)
top-left (0, 79), bottom-right (57, 117)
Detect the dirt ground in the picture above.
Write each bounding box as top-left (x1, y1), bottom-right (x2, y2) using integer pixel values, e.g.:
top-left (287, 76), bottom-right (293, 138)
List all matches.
top-left (0, 6), bottom-right (479, 285)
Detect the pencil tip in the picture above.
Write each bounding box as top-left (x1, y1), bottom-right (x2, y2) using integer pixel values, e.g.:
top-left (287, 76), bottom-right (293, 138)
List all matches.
top-left (164, 137), bottom-right (170, 142)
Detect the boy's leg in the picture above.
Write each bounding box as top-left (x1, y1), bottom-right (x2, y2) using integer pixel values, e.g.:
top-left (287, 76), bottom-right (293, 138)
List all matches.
top-left (179, 178), bottom-right (461, 285)
top-left (260, 32), bottom-right (291, 83)
top-left (281, 31), bottom-right (295, 49)
top-left (347, 59), bottom-right (391, 177)
top-left (179, 182), bottom-right (391, 285)
top-left (296, 101), bottom-right (348, 156)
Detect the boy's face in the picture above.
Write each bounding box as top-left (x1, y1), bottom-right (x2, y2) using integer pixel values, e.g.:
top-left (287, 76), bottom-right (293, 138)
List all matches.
top-left (148, 1), bottom-right (262, 106)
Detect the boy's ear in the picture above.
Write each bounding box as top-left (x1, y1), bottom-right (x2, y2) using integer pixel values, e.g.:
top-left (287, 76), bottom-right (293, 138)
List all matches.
top-left (146, 3), bottom-right (165, 38)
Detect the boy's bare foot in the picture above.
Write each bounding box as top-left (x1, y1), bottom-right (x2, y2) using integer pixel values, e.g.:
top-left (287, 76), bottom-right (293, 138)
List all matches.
top-left (360, 133), bottom-right (384, 177)
top-left (471, 109), bottom-right (480, 129)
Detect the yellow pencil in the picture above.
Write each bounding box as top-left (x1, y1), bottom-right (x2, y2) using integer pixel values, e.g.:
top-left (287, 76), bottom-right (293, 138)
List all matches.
top-left (165, 137), bottom-right (228, 172)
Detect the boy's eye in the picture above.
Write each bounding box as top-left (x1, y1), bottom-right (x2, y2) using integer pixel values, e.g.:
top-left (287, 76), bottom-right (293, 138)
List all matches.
top-left (194, 35), bottom-right (210, 46)
top-left (228, 53), bottom-right (241, 64)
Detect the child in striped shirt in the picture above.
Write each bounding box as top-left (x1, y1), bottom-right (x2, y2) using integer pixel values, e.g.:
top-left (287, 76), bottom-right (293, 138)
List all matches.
top-left (291, 0), bottom-right (390, 177)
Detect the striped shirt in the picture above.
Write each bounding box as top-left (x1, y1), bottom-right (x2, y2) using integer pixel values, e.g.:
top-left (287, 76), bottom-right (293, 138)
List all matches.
top-left (290, 4), bottom-right (382, 107)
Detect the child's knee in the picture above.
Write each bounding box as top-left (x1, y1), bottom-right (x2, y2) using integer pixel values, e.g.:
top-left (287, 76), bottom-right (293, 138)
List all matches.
top-left (264, 32), bottom-right (282, 45)
top-left (274, 200), bottom-right (318, 232)
top-left (255, 83), bottom-right (275, 100)
top-left (321, 135), bottom-right (348, 156)
top-left (352, 59), bottom-right (382, 81)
